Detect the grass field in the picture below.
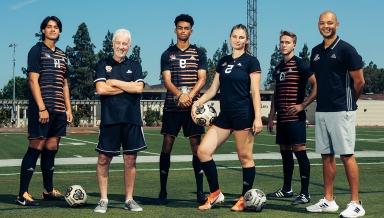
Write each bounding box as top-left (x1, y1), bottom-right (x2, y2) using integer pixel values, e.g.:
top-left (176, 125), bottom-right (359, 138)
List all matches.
top-left (0, 127), bottom-right (383, 217)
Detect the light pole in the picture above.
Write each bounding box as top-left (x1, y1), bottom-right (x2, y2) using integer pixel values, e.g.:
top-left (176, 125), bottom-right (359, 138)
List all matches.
top-left (9, 43), bottom-right (17, 126)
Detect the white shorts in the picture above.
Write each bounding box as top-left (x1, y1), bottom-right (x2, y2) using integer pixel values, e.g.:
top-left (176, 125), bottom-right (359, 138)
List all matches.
top-left (315, 111), bottom-right (356, 155)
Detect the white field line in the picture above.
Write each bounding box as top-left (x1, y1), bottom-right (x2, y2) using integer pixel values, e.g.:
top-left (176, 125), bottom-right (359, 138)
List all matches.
top-left (1, 162), bottom-right (384, 176)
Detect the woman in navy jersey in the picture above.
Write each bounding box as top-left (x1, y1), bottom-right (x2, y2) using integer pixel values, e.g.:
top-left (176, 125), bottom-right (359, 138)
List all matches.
top-left (192, 24), bottom-right (262, 211)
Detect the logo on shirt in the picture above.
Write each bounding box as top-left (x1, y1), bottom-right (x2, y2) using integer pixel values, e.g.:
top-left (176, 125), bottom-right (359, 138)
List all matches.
top-left (105, 66), bottom-right (112, 73)
top-left (313, 54), bottom-right (320, 61)
top-left (222, 62), bottom-right (228, 67)
top-left (43, 52), bottom-right (51, 58)
top-left (170, 54), bottom-right (176, 60)
top-left (126, 69), bottom-right (132, 74)
top-left (190, 55), bottom-right (196, 60)
top-left (330, 54), bottom-right (337, 59)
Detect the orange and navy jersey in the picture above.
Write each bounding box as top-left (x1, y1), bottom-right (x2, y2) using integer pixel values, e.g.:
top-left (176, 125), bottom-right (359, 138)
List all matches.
top-left (274, 56), bottom-right (312, 122)
top-left (27, 42), bottom-right (68, 113)
top-left (161, 44), bottom-right (207, 111)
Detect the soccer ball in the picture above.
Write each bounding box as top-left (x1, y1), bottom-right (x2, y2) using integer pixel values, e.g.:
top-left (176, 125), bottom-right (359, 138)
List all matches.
top-left (192, 103), bottom-right (217, 127)
top-left (64, 185), bottom-right (87, 207)
top-left (244, 188), bottom-right (267, 212)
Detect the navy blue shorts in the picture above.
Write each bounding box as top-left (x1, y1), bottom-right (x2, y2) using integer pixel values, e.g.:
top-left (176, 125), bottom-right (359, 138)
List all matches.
top-left (96, 123), bottom-right (147, 156)
top-left (161, 111), bottom-right (204, 137)
top-left (213, 109), bottom-right (254, 131)
top-left (28, 110), bottom-right (67, 139)
top-left (276, 120), bottom-right (306, 145)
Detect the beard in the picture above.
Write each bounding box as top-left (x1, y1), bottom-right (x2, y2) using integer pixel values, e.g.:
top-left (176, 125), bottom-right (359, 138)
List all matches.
top-left (320, 28), bottom-right (336, 39)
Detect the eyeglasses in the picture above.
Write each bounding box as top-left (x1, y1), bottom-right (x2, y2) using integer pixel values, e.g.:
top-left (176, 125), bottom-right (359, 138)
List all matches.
top-left (176, 26), bottom-right (191, 31)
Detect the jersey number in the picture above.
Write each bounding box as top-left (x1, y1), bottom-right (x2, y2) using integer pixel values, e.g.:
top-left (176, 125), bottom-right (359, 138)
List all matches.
top-left (179, 59), bottom-right (187, 68)
top-left (54, 59), bottom-right (61, 68)
top-left (279, 72), bottom-right (286, 81)
top-left (225, 65), bottom-right (234, 74)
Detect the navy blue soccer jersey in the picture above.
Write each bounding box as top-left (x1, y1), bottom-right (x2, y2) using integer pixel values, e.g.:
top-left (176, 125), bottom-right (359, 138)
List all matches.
top-left (310, 36), bottom-right (363, 112)
top-left (27, 42), bottom-right (68, 113)
top-left (274, 56), bottom-right (312, 122)
top-left (216, 53), bottom-right (261, 111)
top-left (161, 44), bottom-right (207, 111)
top-left (94, 57), bottom-right (144, 126)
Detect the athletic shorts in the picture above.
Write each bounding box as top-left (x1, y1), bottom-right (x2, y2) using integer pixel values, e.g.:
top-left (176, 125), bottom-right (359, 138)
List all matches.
top-left (96, 123), bottom-right (147, 156)
top-left (212, 109), bottom-right (254, 131)
top-left (315, 111), bottom-right (356, 155)
top-left (276, 120), bottom-right (306, 145)
top-left (161, 111), bottom-right (204, 137)
top-left (28, 110), bottom-right (67, 139)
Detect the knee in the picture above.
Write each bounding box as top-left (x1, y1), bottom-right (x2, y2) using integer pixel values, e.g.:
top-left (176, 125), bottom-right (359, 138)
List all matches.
top-left (124, 154), bottom-right (137, 168)
top-left (197, 147), bottom-right (211, 161)
top-left (238, 152), bottom-right (254, 167)
top-left (97, 155), bottom-right (111, 166)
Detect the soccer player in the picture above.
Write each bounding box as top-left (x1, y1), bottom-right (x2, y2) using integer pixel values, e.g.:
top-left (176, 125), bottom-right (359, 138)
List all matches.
top-left (16, 16), bottom-right (73, 206)
top-left (158, 14), bottom-right (207, 204)
top-left (192, 24), bottom-right (263, 211)
top-left (93, 28), bottom-right (146, 213)
top-left (306, 11), bottom-right (366, 217)
top-left (266, 30), bottom-right (317, 205)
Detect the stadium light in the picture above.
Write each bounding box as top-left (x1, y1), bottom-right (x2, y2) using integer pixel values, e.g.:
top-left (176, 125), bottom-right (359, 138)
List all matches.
top-left (9, 43), bottom-right (17, 126)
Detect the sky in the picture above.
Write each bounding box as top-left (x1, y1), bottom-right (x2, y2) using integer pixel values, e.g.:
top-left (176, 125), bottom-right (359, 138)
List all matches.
top-left (0, 0), bottom-right (383, 90)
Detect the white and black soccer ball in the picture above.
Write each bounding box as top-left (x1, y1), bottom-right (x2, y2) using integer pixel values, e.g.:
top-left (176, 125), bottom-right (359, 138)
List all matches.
top-left (244, 188), bottom-right (267, 212)
top-left (192, 103), bottom-right (217, 127)
top-left (64, 185), bottom-right (87, 207)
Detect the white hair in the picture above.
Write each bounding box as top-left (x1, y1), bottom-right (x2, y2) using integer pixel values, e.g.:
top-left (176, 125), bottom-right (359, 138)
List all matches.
top-left (113, 28), bottom-right (131, 45)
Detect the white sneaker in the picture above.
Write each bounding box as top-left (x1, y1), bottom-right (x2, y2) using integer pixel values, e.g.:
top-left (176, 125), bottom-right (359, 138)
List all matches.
top-left (340, 201), bottom-right (365, 217)
top-left (94, 199), bottom-right (108, 213)
top-left (306, 197), bottom-right (339, 213)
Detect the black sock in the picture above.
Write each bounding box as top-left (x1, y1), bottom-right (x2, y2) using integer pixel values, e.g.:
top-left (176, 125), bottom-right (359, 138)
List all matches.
top-left (41, 149), bottom-right (58, 192)
top-left (192, 155), bottom-right (203, 193)
top-left (281, 150), bottom-right (294, 192)
top-left (201, 159), bottom-right (219, 193)
top-left (294, 150), bottom-right (310, 195)
top-left (242, 166), bottom-right (255, 196)
top-left (19, 147), bottom-right (41, 197)
top-left (159, 152), bottom-right (170, 193)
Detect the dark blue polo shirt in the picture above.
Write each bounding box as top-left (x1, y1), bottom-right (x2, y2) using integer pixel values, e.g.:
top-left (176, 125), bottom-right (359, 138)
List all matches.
top-left (310, 36), bottom-right (363, 112)
top-left (216, 53), bottom-right (261, 112)
top-left (274, 56), bottom-right (312, 122)
top-left (94, 57), bottom-right (144, 126)
top-left (161, 44), bottom-right (207, 111)
top-left (27, 42), bottom-right (68, 114)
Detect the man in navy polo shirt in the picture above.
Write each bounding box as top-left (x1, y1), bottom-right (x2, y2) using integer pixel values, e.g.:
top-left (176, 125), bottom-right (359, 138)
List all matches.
top-left (306, 11), bottom-right (366, 217)
top-left (93, 28), bottom-right (146, 213)
top-left (17, 16), bottom-right (72, 207)
top-left (158, 14), bottom-right (207, 205)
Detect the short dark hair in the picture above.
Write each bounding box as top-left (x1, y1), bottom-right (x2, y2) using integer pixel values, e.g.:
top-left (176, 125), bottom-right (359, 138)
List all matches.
top-left (280, 30), bottom-right (297, 44)
top-left (40, 16), bottom-right (62, 41)
top-left (174, 14), bottom-right (194, 27)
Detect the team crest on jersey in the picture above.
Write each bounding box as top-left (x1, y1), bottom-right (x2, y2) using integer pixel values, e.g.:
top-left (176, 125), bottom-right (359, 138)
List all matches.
top-left (190, 55), bottom-right (196, 60)
top-left (222, 62), bottom-right (228, 67)
top-left (105, 66), bottom-right (112, 73)
top-left (170, 54), bottom-right (176, 60)
top-left (126, 69), bottom-right (132, 74)
top-left (313, 54), bottom-right (320, 61)
top-left (43, 52), bottom-right (51, 58)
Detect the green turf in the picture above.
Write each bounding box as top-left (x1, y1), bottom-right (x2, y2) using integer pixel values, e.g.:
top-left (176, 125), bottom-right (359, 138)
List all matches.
top-left (0, 127), bottom-right (383, 217)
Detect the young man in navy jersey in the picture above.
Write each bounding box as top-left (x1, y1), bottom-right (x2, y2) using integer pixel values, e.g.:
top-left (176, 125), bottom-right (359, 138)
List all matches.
top-left (158, 14), bottom-right (207, 205)
top-left (306, 11), bottom-right (366, 217)
top-left (16, 16), bottom-right (73, 206)
top-left (193, 24), bottom-right (263, 211)
top-left (266, 31), bottom-right (317, 205)
top-left (93, 29), bottom-right (146, 213)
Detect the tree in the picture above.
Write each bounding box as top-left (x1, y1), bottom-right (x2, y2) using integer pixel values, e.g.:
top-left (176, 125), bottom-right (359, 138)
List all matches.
top-left (264, 45), bottom-right (283, 90)
top-left (97, 30), bottom-right (113, 61)
top-left (0, 76), bottom-right (28, 100)
top-left (205, 41), bottom-right (229, 89)
top-left (65, 22), bottom-right (96, 100)
top-left (363, 61), bottom-right (384, 93)
top-left (299, 43), bottom-right (312, 95)
top-left (128, 45), bottom-right (148, 79)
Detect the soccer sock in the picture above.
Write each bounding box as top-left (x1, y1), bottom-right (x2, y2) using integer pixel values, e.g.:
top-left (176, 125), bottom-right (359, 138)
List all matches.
top-left (294, 150), bottom-right (310, 195)
top-left (242, 166), bottom-right (256, 196)
top-left (201, 159), bottom-right (219, 193)
top-left (41, 148), bottom-right (58, 193)
top-left (281, 150), bottom-right (294, 192)
top-left (192, 155), bottom-right (204, 193)
top-left (19, 147), bottom-right (41, 197)
top-left (159, 152), bottom-right (171, 193)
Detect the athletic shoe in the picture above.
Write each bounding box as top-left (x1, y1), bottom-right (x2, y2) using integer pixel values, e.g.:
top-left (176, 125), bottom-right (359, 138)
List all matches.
top-left (339, 201), bottom-right (365, 217)
top-left (292, 193), bottom-right (311, 205)
top-left (16, 192), bottom-right (40, 206)
top-left (231, 196), bottom-right (245, 212)
top-left (94, 199), bottom-right (108, 213)
top-left (306, 197), bottom-right (339, 213)
top-left (157, 191), bottom-right (168, 205)
top-left (124, 199), bottom-right (143, 212)
top-left (266, 188), bottom-right (293, 198)
top-left (198, 189), bottom-right (224, 210)
top-left (42, 188), bottom-right (64, 201)
top-left (197, 191), bottom-right (206, 204)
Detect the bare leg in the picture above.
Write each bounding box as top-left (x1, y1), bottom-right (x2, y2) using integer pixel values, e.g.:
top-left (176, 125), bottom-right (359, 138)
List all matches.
top-left (322, 154), bottom-right (336, 201)
top-left (96, 153), bottom-right (112, 199)
top-left (340, 155), bottom-right (360, 202)
top-left (124, 154), bottom-right (137, 200)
